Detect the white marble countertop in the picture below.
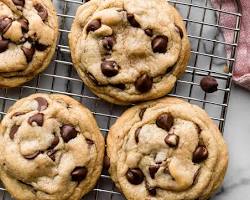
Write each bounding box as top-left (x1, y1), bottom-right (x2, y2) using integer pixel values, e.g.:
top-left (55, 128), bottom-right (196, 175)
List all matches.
top-left (214, 85), bottom-right (250, 200)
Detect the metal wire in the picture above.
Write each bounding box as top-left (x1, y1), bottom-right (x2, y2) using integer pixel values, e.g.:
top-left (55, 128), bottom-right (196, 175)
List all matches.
top-left (0, 0), bottom-right (242, 199)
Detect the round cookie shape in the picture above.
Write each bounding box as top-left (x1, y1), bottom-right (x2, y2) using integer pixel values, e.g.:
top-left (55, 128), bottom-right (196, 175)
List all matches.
top-left (107, 97), bottom-right (228, 200)
top-left (0, 94), bottom-right (105, 200)
top-left (0, 0), bottom-right (58, 88)
top-left (69, 0), bottom-right (190, 105)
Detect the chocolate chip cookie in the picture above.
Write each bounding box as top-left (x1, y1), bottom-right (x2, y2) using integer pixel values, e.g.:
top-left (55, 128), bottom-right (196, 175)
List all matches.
top-left (0, 94), bottom-right (105, 200)
top-left (107, 97), bottom-right (228, 200)
top-left (69, 0), bottom-right (190, 105)
top-left (0, 0), bottom-right (58, 88)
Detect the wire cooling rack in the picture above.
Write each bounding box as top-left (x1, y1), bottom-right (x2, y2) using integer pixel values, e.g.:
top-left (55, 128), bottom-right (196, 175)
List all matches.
top-left (0, 0), bottom-right (242, 199)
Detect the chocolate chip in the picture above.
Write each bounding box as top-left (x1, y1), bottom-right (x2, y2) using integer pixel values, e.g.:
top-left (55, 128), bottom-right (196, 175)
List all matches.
top-left (152, 35), bottom-right (168, 53)
top-left (126, 168), bottom-right (144, 185)
top-left (146, 182), bottom-right (157, 196)
top-left (12, 0), bottom-right (25, 7)
top-left (60, 125), bottom-right (77, 143)
top-left (28, 113), bottom-right (44, 126)
top-left (144, 29), bottom-right (153, 37)
top-left (71, 167), bottom-right (88, 182)
top-left (163, 167), bottom-right (170, 174)
top-left (135, 127), bottom-right (141, 143)
top-left (0, 37), bottom-right (9, 53)
top-left (24, 151), bottom-right (40, 160)
top-left (86, 138), bottom-right (94, 145)
top-left (166, 66), bottom-right (174, 74)
top-left (0, 17), bottom-right (12, 34)
top-left (149, 165), bottom-right (160, 179)
top-left (34, 42), bottom-right (48, 51)
top-left (18, 18), bottom-right (29, 33)
top-left (10, 125), bottom-right (20, 140)
top-left (135, 74), bottom-right (153, 93)
top-left (104, 155), bottom-right (110, 170)
top-left (21, 46), bottom-right (35, 62)
top-left (86, 19), bottom-right (101, 33)
top-left (112, 83), bottom-right (126, 90)
top-left (156, 113), bottom-right (174, 131)
top-left (49, 135), bottom-right (59, 149)
top-left (175, 24), bottom-right (184, 39)
top-left (164, 134), bottom-right (179, 148)
top-left (47, 149), bottom-right (56, 161)
top-left (101, 60), bottom-right (119, 77)
top-left (192, 145), bottom-right (208, 163)
top-left (34, 4), bottom-right (48, 21)
top-left (35, 97), bottom-right (48, 111)
top-left (127, 13), bottom-right (140, 28)
top-left (102, 36), bottom-right (116, 51)
top-left (200, 76), bottom-right (218, 93)
top-left (87, 72), bottom-right (99, 85)
top-left (139, 108), bottom-right (146, 119)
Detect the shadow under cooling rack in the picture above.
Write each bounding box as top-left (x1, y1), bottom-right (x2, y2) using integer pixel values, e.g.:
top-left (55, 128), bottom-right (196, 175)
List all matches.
top-left (0, 0), bottom-right (241, 199)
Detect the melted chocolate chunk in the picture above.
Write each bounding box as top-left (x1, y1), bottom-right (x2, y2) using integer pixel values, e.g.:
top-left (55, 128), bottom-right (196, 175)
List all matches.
top-left (149, 165), bottom-right (160, 179)
top-left (101, 60), bottom-right (119, 77)
top-left (71, 167), bottom-right (88, 182)
top-left (200, 76), bottom-right (218, 93)
top-left (127, 13), bottom-right (140, 28)
top-left (18, 18), bottom-right (29, 33)
top-left (102, 36), bottom-right (116, 51)
top-left (192, 145), bottom-right (208, 163)
top-left (86, 19), bottom-right (101, 33)
top-left (152, 35), bottom-right (168, 53)
top-left (0, 17), bottom-right (12, 34)
top-left (9, 125), bottom-right (20, 140)
top-left (35, 42), bottom-right (48, 51)
top-left (135, 74), bottom-right (153, 93)
top-left (126, 168), bottom-right (144, 185)
top-left (0, 36), bottom-right (9, 53)
top-left (12, 0), bottom-right (25, 7)
top-left (24, 151), bottom-right (40, 160)
top-left (146, 182), bottom-right (157, 196)
top-left (34, 3), bottom-right (48, 21)
top-left (35, 97), bottom-right (48, 111)
top-left (49, 135), bottom-right (59, 149)
top-left (21, 46), bottom-right (35, 62)
top-left (60, 124), bottom-right (77, 143)
top-left (156, 113), bottom-right (174, 131)
top-left (135, 127), bottom-right (141, 143)
top-left (139, 108), bottom-right (146, 119)
top-left (28, 113), bottom-right (44, 126)
top-left (144, 29), bottom-right (153, 37)
top-left (164, 134), bottom-right (179, 148)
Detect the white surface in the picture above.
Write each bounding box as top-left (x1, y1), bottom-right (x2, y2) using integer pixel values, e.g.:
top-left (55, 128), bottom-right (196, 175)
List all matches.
top-left (214, 84), bottom-right (250, 199)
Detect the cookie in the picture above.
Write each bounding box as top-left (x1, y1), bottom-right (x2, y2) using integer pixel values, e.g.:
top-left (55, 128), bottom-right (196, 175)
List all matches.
top-left (69, 0), bottom-right (190, 105)
top-left (0, 0), bottom-right (58, 88)
top-left (107, 97), bottom-right (228, 200)
top-left (0, 93), bottom-right (105, 200)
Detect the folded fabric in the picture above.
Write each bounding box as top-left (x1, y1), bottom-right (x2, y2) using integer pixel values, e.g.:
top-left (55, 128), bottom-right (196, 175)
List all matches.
top-left (211, 0), bottom-right (250, 90)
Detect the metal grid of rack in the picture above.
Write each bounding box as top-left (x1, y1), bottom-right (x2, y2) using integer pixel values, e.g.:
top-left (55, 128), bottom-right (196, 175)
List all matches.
top-left (0, 0), bottom-right (241, 199)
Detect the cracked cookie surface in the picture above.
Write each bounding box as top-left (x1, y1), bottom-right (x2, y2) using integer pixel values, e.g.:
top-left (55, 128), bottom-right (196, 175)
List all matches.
top-left (0, 93), bottom-right (105, 200)
top-left (69, 0), bottom-right (190, 105)
top-left (107, 97), bottom-right (228, 200)
top-left (0, 0), bottom-right (58, 88)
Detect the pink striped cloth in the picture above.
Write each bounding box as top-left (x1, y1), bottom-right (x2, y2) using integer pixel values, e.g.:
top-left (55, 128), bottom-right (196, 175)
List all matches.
top-left (211, 0), bottom-right (250, 90)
